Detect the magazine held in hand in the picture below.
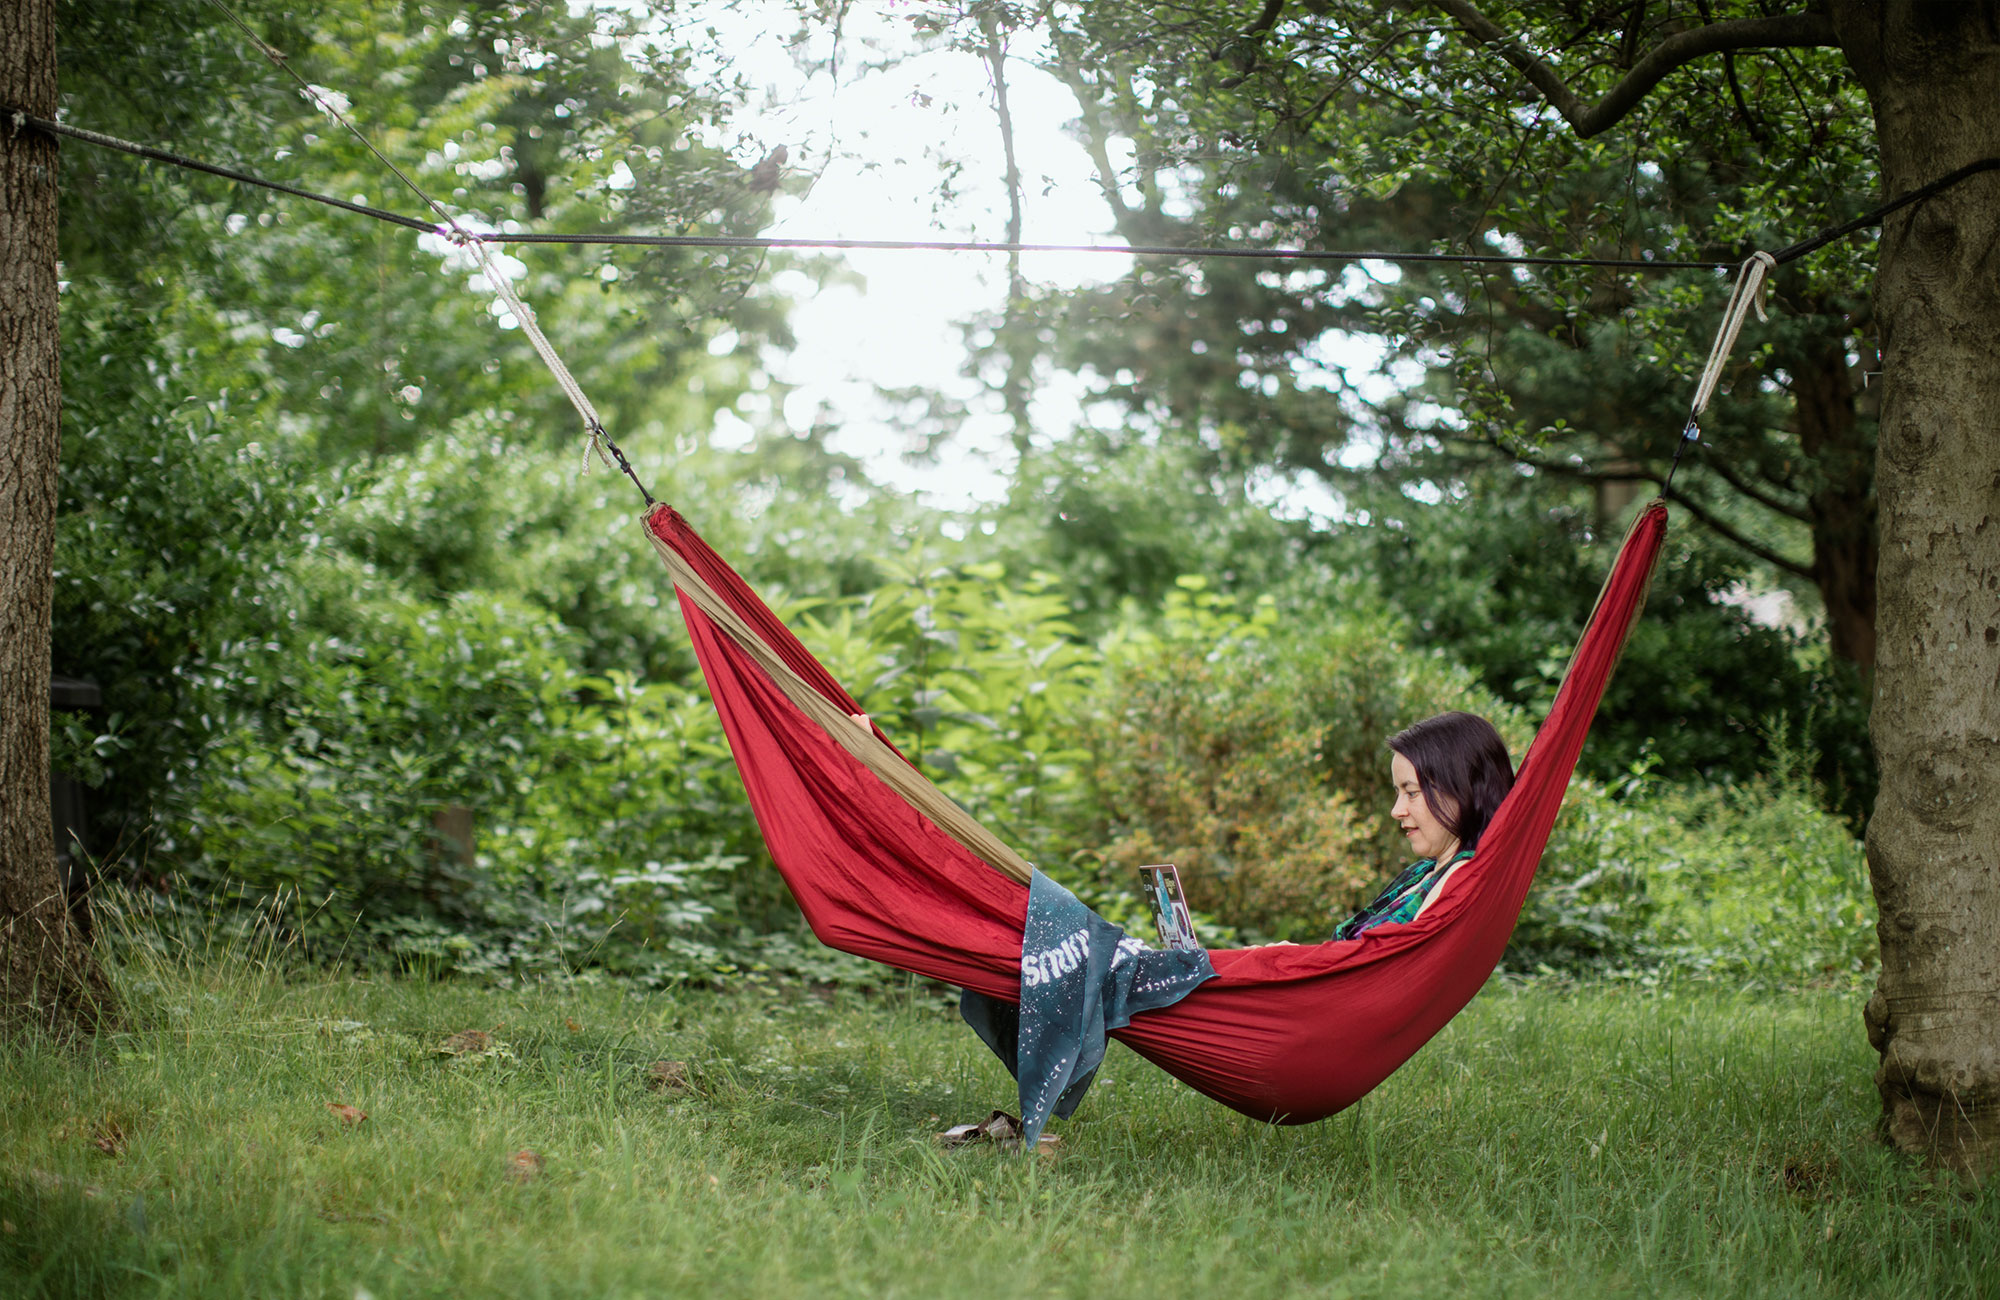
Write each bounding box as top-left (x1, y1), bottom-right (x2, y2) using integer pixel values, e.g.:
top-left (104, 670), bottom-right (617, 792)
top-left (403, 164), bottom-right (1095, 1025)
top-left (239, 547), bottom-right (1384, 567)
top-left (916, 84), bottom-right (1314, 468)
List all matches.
top-left (1139, 864), bottom-right (1200, 951)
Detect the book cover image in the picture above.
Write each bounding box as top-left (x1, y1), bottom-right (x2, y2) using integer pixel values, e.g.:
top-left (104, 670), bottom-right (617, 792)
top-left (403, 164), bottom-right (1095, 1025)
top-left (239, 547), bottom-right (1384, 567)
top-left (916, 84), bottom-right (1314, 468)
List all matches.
top-left (1138, 864), bottom-right (1200, 951)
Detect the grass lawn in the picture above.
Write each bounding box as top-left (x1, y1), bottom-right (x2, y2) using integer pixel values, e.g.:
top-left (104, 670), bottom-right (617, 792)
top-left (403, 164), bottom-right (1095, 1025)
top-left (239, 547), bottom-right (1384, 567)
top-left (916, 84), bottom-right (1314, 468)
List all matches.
top-left (2, 949), bottom-right (1992, 1299)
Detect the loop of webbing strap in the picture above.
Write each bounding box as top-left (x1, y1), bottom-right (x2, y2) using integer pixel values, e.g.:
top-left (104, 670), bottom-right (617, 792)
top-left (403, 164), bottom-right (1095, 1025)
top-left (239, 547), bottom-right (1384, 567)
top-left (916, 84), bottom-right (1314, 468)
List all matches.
top-left (435, 224), bottom-right (612, 470)
top-left (1687, 251), bottom-right (1777, 431)
top-left (1663, 251), bottom-right (1776, 495)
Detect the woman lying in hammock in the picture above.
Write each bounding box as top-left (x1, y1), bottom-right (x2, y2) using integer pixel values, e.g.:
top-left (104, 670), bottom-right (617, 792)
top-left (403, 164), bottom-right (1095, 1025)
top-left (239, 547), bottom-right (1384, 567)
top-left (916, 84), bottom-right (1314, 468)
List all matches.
top-left (1332, 711), bottom-right (1516, 940)
top-left (974, 710), bottom-right (1523, 1138)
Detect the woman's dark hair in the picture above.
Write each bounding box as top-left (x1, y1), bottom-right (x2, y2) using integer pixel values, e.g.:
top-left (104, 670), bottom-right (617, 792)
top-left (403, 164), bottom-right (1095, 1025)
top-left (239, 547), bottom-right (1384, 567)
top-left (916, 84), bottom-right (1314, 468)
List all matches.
top-left (1388, 712), bottom-right (1516, 852)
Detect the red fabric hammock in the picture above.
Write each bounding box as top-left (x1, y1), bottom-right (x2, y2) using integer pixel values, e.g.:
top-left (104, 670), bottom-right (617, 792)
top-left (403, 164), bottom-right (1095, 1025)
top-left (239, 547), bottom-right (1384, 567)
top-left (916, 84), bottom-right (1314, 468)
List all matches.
top-left (645, 500), bottom-right (1668, 1124)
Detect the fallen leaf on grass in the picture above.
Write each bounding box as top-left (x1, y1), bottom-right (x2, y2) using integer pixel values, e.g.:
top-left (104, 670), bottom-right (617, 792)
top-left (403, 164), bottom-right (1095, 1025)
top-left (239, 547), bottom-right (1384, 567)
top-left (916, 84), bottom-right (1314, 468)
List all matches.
top-left (508, 1150), bottom-right (544, 1183)
top-left (327, 1103), bottom-right (368, 1127)
top-left (437, 1029), bottom-right (495, 1056)
top-left (91, 1118), bottom-right (128, 1157)
top-left (565, 1018), bottom-right (581, 1033)
top-left (937, 1110), bottom-right (1022, 1147)
top-left (645, 1060), bottom-right (693, 1093)
top-left (935, 1111), bottom-right (1063, 1157)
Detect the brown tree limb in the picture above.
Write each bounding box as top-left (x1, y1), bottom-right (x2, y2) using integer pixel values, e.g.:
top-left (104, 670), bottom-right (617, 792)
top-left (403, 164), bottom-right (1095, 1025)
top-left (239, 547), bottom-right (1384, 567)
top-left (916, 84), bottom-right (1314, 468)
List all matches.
top-left (979, 8), bottom-right (1034, 455)
top-left (1463, 434), bottom-right (1816, 577)
top-left (1047, 56), bottom-right (1133, 226)
top-left (1688, 443), bottom-right (1814, 521)
top-left (1219, 0), bottom-right (1289, 88)
top-left (1659, 483), bottom-right (1812, 578)
top-left (1412, 2), bottom-right (1839, 137)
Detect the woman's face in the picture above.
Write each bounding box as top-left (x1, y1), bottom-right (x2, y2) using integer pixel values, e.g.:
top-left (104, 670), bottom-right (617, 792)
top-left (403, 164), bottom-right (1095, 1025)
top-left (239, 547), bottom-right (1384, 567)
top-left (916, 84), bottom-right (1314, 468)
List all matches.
top-left (1390, 752), bottom-right (1461, 861)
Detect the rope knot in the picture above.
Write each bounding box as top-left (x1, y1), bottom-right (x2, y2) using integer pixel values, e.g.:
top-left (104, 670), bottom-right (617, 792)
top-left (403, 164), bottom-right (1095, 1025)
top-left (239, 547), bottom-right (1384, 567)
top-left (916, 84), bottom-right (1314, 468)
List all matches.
top-left (1744, 250), bottom-right (1777, 324)
top-left (581, 419), bottom-right (615, 474)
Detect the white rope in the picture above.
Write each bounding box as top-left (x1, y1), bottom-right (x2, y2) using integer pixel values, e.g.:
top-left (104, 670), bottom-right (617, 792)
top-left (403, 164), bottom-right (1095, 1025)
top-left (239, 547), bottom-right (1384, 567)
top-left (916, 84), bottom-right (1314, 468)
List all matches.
top-left (1687, 251), bottom-right (1777, 426)
top-left (437, 225), bottom-right (614, 471)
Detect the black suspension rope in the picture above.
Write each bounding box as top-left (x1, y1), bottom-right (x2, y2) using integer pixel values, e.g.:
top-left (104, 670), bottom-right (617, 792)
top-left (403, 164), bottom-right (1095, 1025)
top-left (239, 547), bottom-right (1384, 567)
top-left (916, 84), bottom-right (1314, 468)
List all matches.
top-left (1662, 419), bottom-right (1700, 497)
top-left (1769, 156), bottom-right (2000, 265)
top-left (15, 103), bottom-right (1995, 272)
top-left (6, 105), bottom-right (1725, 271)
top-left (13, 95), bottom-right (2000, 513)
top-left (6, 110), bottom-right (438, 233)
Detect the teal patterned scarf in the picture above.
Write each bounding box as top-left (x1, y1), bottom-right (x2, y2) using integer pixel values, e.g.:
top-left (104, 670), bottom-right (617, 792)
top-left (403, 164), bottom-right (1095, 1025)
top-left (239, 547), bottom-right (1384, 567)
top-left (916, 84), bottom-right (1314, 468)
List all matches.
top-left (1332, 849), bottom-right (1475, 941)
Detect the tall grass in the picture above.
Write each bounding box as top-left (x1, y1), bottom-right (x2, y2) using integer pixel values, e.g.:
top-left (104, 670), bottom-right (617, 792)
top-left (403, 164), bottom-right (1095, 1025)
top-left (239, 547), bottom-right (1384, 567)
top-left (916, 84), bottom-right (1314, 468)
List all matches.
top-left (1, 919), bottom-right (1992, 1298)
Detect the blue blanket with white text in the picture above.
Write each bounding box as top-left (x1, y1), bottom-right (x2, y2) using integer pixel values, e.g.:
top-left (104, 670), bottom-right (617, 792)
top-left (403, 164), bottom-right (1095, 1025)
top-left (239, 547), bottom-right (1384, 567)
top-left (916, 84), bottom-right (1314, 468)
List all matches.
top-left (959, 870), bottom-right (1215, 1148)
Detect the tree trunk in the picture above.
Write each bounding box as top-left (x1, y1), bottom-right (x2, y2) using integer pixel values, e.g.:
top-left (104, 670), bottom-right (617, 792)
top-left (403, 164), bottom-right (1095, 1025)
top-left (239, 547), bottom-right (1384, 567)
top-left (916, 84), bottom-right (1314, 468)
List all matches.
top-left (1, 0), bottom-right (110, 1034)
top-left (1790, 337), bottom-right (1878, 670)
top-left (1834, 0), bottom-right (2000, 1175)
top-left (980, 8), bottom-right (1037, 459)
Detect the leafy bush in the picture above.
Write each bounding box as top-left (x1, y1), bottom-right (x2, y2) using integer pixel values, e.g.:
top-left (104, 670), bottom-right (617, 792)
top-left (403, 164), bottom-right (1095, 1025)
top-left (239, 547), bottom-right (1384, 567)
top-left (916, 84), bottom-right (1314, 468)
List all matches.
top-left (170, 588), bottom-right (771, 984)
top-left (1059, 577), bottom-right (1519, 940)
top-left (63, 417), bottom-right (1870, 991)
top-left (798, 546), bottom-right (1101, 865)
top-left (1352, 480), bottom-right (1874, 821)
top-left (1521, 757), bottom-right (1874, 985)
top-left (52, 318), bottom-right (325, 851)
top-left (1030, 561), bottom-right (1871, 980)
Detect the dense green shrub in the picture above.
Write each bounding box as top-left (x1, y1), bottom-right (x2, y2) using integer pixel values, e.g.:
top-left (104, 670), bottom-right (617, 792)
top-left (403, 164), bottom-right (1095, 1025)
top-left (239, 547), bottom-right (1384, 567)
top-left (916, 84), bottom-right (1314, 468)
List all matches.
top-left (1048, 568), bottom-right (1871, 979)
top-left (170, 587), bottom-right (768, 983)
top-left (1526, 766), bottom-right (1875, 985)
top-left (52, 337), bottom-right (325, 853)
top-left (1353, 481), bottom-right (1875, 821)
top-left (60, 415), bottom-right (1870, 990)
top-left (799, 547), bottom-right (1101, 865)
top-left (1059, 577), bottom-right (1523, 940)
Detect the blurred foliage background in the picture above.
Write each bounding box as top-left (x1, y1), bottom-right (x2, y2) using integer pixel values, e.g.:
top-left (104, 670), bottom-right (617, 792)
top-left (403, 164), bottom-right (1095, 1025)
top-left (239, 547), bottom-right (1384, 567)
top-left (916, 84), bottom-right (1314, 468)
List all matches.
top-left (51, 0), bottom-right (1874, 992)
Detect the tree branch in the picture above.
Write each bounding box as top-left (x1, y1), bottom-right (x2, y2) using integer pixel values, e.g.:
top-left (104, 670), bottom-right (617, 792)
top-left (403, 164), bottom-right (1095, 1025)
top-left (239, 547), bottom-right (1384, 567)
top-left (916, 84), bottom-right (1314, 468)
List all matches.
top-left (1659, 483), bottom-right (1815, 579)
top-left (1047, 55), bottom-right (1133, 227)
top-left (1466, 435), bottom-right (1816, 577)
top-left (1694, 445), bottom-right (1814, 522)
top-left (1219, 0), bottom-right (1288, 88)
top-left (1242, 0), bottom-right (1286, 41)
top-left (1414, 3), bottom-right (1839, 137)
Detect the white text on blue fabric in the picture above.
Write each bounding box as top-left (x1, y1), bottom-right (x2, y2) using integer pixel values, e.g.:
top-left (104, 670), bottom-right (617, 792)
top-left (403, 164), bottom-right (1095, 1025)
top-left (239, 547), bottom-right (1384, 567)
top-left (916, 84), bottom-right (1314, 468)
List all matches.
top-left (1023, 929), bottom-right (1091, 988)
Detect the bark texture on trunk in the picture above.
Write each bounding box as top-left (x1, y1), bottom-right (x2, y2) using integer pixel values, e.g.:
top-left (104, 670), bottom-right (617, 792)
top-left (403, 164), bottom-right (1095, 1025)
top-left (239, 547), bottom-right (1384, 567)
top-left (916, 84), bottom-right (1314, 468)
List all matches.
top-left (1, 0), bottom-right (110, 1034)
top-left (1834, 0), bottom-right (2000, 1175)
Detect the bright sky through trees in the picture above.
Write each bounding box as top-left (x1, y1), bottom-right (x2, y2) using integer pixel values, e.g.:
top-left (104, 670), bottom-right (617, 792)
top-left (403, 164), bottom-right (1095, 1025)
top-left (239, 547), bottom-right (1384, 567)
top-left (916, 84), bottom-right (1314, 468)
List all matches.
top-left (647, 3), bottom-right (1361, 520)
top-left (679, 4), bottom-right (1119, 508)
